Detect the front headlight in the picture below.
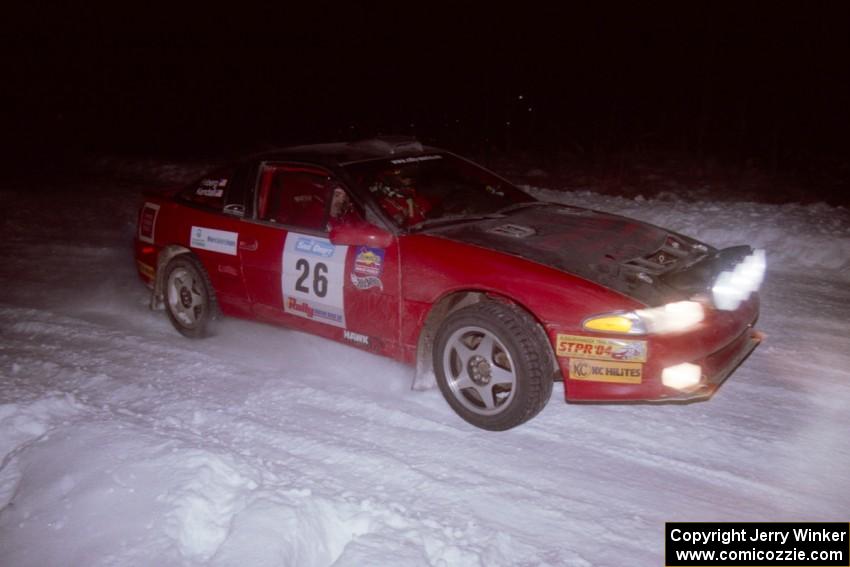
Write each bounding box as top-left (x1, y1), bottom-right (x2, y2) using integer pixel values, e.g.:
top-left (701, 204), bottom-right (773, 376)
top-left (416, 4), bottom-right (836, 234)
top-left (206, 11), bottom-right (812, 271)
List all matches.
top-left (711, 249), bottom-right (766, 311)
top-left (583, 300), bottom-right (705, 335)
top-left (581, 311), bottom-right (645, 334)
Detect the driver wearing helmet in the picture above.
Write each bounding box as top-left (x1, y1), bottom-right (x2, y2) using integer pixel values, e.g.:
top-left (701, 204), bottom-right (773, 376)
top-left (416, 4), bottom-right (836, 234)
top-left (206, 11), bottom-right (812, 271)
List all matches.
top-left (370, 167), bottom-right (431, 226)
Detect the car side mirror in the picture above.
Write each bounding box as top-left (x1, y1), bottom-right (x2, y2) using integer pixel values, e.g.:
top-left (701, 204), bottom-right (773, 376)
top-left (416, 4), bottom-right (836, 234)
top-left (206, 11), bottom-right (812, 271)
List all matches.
top-left (329, 218), bottom-right (394, 248)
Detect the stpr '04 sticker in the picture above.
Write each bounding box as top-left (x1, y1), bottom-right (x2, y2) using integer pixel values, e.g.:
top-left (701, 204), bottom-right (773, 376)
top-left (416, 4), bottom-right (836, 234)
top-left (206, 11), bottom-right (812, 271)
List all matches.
top-left (556, 334), bottom-right (647, 362)
top-left (351, 246), bottom-right (385, 291)
top-left (569, 359), bottom-right (643, 384)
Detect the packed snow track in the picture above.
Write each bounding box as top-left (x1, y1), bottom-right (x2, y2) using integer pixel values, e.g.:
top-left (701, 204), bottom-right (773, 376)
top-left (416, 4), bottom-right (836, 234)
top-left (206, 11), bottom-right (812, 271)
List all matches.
top-left (1, 161), bottom-right (848, 566)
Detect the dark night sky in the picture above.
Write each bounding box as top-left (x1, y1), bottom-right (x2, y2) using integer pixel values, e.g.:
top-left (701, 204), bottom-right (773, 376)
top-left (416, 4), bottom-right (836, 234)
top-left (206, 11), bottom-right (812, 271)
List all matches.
top-left (4, 2), bottom-right (850, 166)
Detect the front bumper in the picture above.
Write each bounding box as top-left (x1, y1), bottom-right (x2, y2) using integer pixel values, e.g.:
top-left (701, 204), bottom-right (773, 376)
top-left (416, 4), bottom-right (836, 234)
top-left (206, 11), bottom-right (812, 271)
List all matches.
top-left (554, 296), bottom-right (761, 402)
top-left (651, 327), bottom-right (763, 401)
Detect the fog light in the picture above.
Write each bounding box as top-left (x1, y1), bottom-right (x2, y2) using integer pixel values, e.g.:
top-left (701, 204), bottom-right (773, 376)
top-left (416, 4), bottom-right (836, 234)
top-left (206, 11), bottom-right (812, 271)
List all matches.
top-left (662, 363), bottom-right (702, 390)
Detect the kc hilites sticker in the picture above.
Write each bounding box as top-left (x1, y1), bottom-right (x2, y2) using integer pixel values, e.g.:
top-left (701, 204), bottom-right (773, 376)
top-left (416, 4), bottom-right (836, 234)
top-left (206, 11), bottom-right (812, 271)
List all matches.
top-left (190, 226), bottom-right (238, 256)
top-left (138, 203), bottom-right (160, 244)
top-left (283, 232), bottom-right (347, 328)
top-left (350, 246), bottom-right (385, 291)
top-left (556, 334), bottom-right (647, 362)
top-left (569, 359), bottom-right (643, 384)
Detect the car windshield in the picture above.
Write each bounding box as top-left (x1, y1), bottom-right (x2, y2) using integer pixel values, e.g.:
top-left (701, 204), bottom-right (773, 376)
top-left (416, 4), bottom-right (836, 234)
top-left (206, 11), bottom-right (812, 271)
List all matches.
top-left (344, 153), bottom-right (535, 230)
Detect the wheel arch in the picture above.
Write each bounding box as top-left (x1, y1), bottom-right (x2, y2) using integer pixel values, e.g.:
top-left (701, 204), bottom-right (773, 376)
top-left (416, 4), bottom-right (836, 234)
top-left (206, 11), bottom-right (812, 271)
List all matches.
top-left (413, 289), bottom-right (561, 389)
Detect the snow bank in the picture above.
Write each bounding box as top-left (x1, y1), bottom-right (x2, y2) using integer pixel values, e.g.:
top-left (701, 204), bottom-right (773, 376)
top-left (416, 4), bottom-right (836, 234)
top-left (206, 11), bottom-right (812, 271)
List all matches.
top-left (0, 393), bottom-right (87, 511)
top-left (0, 399), bottom-right (555, 566)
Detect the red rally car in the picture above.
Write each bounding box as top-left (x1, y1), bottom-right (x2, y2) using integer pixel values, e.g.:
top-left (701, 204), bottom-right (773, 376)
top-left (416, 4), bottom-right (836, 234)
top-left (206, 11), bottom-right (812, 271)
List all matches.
top-left (135, 137), bottom-right (764, 430)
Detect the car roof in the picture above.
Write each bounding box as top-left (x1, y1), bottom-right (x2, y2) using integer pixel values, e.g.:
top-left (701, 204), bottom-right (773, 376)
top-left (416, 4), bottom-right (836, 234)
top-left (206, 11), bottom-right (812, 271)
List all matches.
top-left (251, 137), bottom-right (442, 168)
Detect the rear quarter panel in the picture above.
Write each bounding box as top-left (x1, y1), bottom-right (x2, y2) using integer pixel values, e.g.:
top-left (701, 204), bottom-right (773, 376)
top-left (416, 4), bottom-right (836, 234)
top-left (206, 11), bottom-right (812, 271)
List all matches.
top-left (135, 193), bottom-right (251, 316)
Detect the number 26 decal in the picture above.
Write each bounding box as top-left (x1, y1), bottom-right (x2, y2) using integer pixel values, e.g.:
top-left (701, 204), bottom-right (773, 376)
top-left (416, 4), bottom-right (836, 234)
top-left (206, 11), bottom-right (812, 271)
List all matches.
top-left (294, 259), bottom-right (328, 298)
top-left (283, 233), bottom-right (348, 328)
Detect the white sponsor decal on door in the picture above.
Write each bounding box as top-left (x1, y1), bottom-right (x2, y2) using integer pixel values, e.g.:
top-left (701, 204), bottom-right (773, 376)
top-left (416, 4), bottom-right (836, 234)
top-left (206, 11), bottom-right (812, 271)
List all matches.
top-left (282, 232), bottom-right (348, 328)
top-left (190, 226), bottom-right (239, 256)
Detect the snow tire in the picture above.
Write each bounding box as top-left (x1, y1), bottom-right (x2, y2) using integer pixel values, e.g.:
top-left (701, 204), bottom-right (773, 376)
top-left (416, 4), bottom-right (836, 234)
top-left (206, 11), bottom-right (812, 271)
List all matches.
top-left (163, 254), bottom-right (217, 338)
top-left (433, 301), bottom-right (554, 430)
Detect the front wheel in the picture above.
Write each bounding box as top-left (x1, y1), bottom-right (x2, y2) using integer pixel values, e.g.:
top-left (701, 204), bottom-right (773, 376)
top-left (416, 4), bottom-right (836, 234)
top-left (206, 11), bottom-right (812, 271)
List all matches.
top-left (433, 301), bottom-right (553, 430)
top-left (164, 255), bottom-right (216, 338)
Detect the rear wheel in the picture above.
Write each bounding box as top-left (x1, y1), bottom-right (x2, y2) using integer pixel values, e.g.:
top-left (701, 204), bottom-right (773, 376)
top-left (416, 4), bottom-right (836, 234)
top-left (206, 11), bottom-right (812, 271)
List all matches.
top-left (164, 255), bottom-right (216, 338)
top-left (433, 301), bottom-right (553, 430)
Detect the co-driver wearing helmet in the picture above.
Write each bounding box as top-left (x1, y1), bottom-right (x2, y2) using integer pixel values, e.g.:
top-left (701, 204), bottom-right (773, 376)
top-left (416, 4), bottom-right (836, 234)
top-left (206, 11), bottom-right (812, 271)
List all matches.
top-left (369, 168), bottom-right (432, 227)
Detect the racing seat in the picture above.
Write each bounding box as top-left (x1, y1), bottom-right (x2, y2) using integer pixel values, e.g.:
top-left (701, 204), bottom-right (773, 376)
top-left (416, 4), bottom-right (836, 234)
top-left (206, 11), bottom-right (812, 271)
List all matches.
top-left (259, 168), bottom-right (329, 231)
top-left (286, 191), bottom-right (327, 229)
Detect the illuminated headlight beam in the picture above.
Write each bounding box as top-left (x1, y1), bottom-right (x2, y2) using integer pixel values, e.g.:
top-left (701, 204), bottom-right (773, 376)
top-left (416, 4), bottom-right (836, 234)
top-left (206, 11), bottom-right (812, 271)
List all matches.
top-left (712, 249), bottom-right (766, 311)
top-left (635, 301), bottom-right (705, 334)
top-left (583, 300), bottom-right (704, 335)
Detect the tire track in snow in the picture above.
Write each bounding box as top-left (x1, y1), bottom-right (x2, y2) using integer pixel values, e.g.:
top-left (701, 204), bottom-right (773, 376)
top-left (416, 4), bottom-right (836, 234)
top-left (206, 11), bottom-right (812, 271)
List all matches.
top-left (1, 305), bottom-right (572, 565)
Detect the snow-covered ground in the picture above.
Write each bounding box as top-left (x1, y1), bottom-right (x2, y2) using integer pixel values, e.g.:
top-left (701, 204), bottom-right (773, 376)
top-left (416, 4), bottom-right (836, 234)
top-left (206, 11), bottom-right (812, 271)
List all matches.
top-left (1, 161), bottom-right (848, 566)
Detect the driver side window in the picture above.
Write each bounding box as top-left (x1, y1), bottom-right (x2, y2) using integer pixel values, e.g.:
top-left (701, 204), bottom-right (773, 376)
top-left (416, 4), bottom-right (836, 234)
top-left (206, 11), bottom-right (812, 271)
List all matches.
top-left (257, 166), bottom-right (332, 231)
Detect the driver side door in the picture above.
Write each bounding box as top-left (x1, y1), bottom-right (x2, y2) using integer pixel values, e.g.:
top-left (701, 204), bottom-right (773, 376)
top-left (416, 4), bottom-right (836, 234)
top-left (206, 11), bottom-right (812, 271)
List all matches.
top-left (238, 162), bottom-right (401, 355)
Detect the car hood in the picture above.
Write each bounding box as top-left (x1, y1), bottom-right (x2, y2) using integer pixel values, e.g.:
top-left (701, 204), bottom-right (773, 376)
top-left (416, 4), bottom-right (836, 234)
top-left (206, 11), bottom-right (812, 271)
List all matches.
top-left (425, 204), bottom-right (725, 306)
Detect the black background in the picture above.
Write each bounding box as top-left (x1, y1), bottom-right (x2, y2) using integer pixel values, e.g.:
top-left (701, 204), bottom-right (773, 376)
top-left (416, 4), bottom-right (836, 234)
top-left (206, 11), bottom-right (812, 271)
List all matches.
top-left (4, 2), bottom-right (849, 199)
